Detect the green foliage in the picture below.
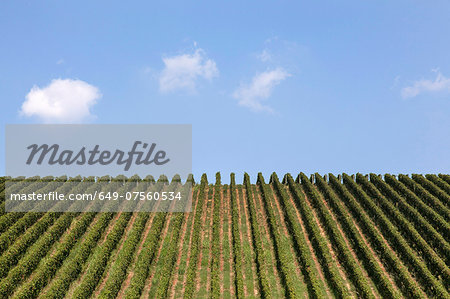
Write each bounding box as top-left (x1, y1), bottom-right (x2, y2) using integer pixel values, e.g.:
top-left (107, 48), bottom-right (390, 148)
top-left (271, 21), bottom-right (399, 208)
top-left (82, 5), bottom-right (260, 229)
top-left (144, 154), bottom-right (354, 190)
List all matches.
top-left (315, 173), bottom-right (402, 298)
top-left (293, 173), bottom-right (351, 298)
top-left (243, 173), bottom-right (271, 298)
top-left (182, 174), bottom-right (208, 299)
top-left (369, 174), bottom-right (450, 266)
top-left (356, 174), bottom-right (448, 298)
top-left (210, 172), bottom-right (222, 298)
top-left (299, 174), bottom-right (374, 298)
top-left (229, 173), bottom-right (245, 299)
top-left (0, 173), bottom-right (449, 298)
top-left (384, 174), bottom-right (450, 239)
top-left (407, 174), bottom-right (450, 219)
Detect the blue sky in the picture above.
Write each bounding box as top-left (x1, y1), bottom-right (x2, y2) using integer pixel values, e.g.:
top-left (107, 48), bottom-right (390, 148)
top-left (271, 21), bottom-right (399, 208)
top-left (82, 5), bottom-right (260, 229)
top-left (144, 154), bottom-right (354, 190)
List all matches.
top-left (1, 1), bottom-right (449, 182)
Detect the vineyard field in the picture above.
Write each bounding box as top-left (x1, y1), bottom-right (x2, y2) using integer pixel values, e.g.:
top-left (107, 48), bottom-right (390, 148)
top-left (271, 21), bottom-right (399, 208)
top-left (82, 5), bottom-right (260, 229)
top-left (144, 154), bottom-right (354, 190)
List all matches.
top-left (0, 172), bottom-right (449, 299)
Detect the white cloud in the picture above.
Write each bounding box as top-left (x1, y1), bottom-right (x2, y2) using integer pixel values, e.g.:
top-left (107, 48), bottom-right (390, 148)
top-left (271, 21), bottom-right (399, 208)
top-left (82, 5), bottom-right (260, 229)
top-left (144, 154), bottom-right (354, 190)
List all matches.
top-left (159, 48), bottom-right (218, 93)
top-left (390, 75), bottom-right (400, 90)
top-left (20, 78), bottom-right (101, 123)
top-left (401, 70), bottom-right (450, 99)
top-left (257, 49), bottom-right (271, 62)
top-left (233, 68), bottom-right (290, 112)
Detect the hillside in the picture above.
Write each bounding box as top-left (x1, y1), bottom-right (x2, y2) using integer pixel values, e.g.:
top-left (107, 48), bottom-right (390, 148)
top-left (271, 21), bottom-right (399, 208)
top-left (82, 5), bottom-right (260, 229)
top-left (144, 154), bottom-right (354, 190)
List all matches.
top-left (0, 173), bottom-right (449, 298)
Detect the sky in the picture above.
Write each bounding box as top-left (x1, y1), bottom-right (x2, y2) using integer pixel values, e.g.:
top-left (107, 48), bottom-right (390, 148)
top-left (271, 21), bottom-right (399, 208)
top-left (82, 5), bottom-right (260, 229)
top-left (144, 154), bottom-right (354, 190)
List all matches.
top-left (1, 1), bottom-right (449, 183)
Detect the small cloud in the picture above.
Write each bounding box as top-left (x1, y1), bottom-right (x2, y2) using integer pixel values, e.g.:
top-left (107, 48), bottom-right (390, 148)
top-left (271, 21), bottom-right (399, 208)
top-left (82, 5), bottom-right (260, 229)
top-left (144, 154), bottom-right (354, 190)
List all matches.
top-left (233, 68), bottom-right (290, 112)
top-left (257, 49), bottom-right (271, 62)
top-left (56, 59), bottom-right (64, 65)
top-left (254, 37), bottom-right (306, 78)
top-left (401, 70), bottom-right (450, 99)
top-left (390, 75), bottom-right (401, 90)
top-left (264, 36), bottom-right (279, 45)
top-left (20, 78), bottom-right (101, 123)
top-left (159, 48), bottom-right (219, 93)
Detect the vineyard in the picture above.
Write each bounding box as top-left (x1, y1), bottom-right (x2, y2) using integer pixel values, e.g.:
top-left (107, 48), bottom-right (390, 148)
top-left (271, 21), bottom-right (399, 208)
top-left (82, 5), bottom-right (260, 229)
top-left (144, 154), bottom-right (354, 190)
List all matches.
top-left (0, 172), bottom-right (449, 299)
